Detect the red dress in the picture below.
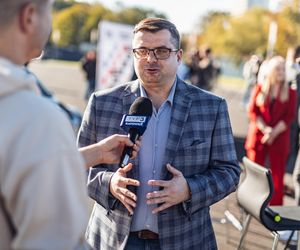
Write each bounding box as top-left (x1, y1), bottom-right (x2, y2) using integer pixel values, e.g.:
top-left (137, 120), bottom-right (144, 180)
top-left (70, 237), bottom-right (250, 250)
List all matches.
top-left (245, 84), bottom-right (297, 205)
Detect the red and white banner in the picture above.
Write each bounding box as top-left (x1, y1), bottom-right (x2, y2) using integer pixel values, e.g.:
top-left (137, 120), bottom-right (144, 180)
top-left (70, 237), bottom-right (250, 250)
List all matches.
top-left (96, 21), bottom-right (134, 90)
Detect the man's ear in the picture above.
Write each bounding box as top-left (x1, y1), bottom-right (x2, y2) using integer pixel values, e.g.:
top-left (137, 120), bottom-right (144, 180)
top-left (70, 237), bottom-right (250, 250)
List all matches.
top-left (177, 49), bottom-right (183, 63)
top-left (18, 3), bottom-right (37, 34)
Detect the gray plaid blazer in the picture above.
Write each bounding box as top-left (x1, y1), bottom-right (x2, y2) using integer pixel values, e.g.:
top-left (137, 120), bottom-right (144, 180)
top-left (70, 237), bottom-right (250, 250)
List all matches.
top-left (78, 78), bottom-right (241, 250)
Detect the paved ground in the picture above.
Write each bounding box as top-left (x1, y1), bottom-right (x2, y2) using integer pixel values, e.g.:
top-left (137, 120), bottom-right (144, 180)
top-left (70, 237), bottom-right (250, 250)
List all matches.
top-left (29, 60), bottom-right (88, 112)
top-left (29, 60), bottom-right (298, 250)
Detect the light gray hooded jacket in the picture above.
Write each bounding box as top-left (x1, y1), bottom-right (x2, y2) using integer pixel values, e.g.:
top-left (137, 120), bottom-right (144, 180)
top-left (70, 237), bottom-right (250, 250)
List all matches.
top-left (0, 57), bottom-right (89, 250)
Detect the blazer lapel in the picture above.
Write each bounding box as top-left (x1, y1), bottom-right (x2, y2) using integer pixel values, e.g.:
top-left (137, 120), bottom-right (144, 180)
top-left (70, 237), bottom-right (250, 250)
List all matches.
top-left (160, 79), bottom-right (192, 180)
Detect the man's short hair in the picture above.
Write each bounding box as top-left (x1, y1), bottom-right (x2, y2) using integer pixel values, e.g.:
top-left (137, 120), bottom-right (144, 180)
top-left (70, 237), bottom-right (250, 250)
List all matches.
top-left (133, 17), bottom-right (181, 49)
top-left (0, 0), bottom-right (48, 27)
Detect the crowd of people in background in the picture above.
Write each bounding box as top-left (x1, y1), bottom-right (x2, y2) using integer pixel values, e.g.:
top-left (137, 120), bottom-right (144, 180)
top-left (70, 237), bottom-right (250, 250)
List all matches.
top-left (242, 46), bottom-right (300, 207)
top-left (178, 46), bottom-right (221, 91)
top-left (244, 55), bottom-right (297, 205)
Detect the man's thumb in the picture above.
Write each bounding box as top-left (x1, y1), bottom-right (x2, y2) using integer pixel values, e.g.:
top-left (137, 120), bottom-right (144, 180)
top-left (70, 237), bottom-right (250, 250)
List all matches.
top-left (166, 163), bottom-right (181, 176)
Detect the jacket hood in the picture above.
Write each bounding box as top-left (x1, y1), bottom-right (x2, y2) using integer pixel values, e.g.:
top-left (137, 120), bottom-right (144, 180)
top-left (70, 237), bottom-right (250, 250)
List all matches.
top-left (0, 57), bottom-right (39, 98)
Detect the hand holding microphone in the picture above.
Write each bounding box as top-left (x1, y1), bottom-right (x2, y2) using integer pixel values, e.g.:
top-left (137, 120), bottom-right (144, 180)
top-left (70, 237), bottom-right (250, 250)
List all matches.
top-left (79, 134), bottom-right (141, 169)
top-left (119, 97), bottom-right (153, 167)
top-left (110, 97), bottom-right (152, 214)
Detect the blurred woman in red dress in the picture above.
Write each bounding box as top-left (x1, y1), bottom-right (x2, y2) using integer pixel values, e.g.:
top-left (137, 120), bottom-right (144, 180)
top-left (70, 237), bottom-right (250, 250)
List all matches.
top-left (245, 56), bottom-right (297, 205)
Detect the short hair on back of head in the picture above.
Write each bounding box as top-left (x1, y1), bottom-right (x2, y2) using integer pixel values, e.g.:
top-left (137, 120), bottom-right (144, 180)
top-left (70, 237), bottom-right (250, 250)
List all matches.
top-left (0, 0), bottom-right (48, 27)
top-left (133, 17), bottom-right (181, 49)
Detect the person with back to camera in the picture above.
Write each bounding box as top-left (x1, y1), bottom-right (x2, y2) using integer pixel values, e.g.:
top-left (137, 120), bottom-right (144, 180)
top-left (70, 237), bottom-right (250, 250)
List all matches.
top-left (78, 17), bottom-right (241, 250)
top-left (245, 56), bottom-right (297, 205)
top-left (0, 0), bottom-right (140, 249)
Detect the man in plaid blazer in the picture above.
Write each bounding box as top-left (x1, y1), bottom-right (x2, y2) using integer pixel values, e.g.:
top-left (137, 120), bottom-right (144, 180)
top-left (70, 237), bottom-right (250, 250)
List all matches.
top-left (78, 18), bottom-right (241, 250)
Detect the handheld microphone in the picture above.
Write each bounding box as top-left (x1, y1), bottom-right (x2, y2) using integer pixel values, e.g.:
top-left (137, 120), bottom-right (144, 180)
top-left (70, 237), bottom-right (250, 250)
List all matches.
top-left (119, 97), bottom-right (153, 167)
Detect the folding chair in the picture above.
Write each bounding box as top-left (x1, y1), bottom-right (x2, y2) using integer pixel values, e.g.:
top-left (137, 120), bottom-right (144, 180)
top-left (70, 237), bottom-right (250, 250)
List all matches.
top-left (237, 156), bottom-right (300, 250)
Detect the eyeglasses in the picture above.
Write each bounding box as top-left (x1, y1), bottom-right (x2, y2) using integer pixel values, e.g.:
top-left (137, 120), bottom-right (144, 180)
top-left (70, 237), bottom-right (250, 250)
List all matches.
top-left (132, 47), bottom-right (179, 60)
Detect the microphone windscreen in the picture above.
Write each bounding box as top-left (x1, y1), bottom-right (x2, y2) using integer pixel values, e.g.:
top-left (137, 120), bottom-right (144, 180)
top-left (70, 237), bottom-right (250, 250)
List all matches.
top-left (129, 97), bottom-right (153, 116)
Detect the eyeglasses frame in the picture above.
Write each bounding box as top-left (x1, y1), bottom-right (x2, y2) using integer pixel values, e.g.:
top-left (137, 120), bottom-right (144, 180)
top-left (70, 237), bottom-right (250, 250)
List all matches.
top-left (132, 47), bottom-right (180, 60)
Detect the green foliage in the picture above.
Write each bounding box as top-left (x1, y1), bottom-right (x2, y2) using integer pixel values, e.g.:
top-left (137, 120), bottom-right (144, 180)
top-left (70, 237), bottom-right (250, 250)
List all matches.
top-left (116, 7), bottom-right (166, 25)
top-left (52, 0), bottom-right (300, 62)
top-left (53, 4), bottom-right (90, 46)
top-left (225, 8), bottom-right (269, 62)
top-left (199, 6), bottom-right (300, 63)
top-left (275, 6), bottom-right (300, 56)
top-left (199, 12), bottom-right (231, 56)
top-left (81, 4), bottom-right (116, 42)
top-left (53, 0), bottom-right (75, 12)
top-left (52, 2), bottom-right (166, 47)
top-left (200, 11), bottom-right (230, 32)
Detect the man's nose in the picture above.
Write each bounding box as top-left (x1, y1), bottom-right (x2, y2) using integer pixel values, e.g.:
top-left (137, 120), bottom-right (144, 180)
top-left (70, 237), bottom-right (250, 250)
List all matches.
top-left (147, 50), bottom-right (158, 62)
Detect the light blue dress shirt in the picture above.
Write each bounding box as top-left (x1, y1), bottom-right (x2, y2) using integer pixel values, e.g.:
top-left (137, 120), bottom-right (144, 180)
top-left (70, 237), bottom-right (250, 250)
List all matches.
top-left (130, 79), bottom-right (177, 233)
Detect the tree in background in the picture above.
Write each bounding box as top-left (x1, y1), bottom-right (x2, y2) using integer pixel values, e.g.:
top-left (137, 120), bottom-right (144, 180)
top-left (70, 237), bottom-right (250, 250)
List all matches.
top-left (53, 0), bottom-right (76, 11)
top-left (198, 5), bottom-right (300, 63)
top-left (275, 6), bottom-right (300, 56)
top-left (81, 4), bottom-right (117, 43)
top-left (52, 1), bottom-right (165, 47)
top-left (225, 8), bottom-right (269, 62)
top-left (53, 4), bottom-right (90, 46)
top-left (116, 7), bottom-right (165, 25)
top-left (198, 11), bottom-right (231, 56)
top-left (51, 0), bottom-right (300, 63)
top-left (199, 8), bottom-right (269, 63)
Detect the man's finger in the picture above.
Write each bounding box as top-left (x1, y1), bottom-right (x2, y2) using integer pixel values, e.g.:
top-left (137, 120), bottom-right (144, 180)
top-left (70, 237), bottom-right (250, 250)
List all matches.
top-left (118, 163), bottom-right (133, 173)
top-left (166, 163), bottom-right (182, 176)
top-left (111, 134), bottom-right (134, 147)
top-left (119, 197), bottom-right (134, 215)
top-left (121, 177), bottom-right (140, 186)
top-left (146, 190), bottom-right (166, 199)
top-left (119, 187), bottom-right (137, 202)
top-left (123, 137), bottom-right (134, 147)
top-left (152, 202), bottom-right (172, 214)
top-left (147, 179), bottom-right (169, 187)
top-left (130, 146), bottom-right (138, 159)
top-left (135, 140), bottom-right (141, 148)
top-left (117, 192), bottom-right (136, 213)
top-left (146, 196), bottom-right (167, 205)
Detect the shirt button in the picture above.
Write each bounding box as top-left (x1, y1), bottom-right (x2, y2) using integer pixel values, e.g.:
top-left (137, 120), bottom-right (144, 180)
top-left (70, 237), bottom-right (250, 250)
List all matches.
top-left (155, 144), bottom-right (158, 147)
top-left (146, 224), bottom-right (150, 228)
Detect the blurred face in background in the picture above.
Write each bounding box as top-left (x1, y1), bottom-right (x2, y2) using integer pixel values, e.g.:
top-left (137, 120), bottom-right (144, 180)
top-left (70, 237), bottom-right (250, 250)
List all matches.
top-left (267, 57), bottom-right (286, 85)
top-left (86, 50), bottom-right (96, 61)
top-left (272, 62), bottom-right (285, 85)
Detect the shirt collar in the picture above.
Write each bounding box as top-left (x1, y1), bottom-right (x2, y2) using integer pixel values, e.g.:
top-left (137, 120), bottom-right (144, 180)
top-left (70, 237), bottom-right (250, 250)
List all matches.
top-left (139, 77), bottom-right (177, 106)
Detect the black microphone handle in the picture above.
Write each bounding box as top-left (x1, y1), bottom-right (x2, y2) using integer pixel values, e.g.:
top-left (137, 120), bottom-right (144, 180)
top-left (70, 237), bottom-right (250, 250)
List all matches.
top-left (119, 130), bottom-right (140, 167)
